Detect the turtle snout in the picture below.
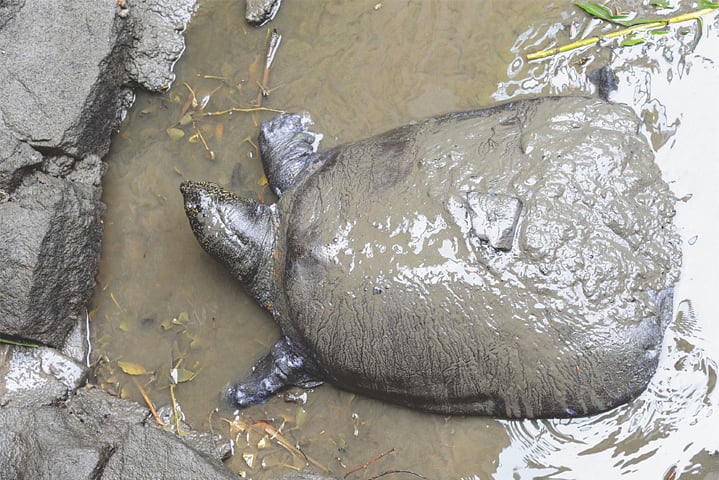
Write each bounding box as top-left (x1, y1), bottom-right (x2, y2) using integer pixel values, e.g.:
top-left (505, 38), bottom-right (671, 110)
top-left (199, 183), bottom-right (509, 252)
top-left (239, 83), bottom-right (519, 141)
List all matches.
top-left (180, 180), bottom-right (213, 222)
top-left (180, 181), bottom-right (215, 236)
top-left (180, 180), bottom-right (200, 211)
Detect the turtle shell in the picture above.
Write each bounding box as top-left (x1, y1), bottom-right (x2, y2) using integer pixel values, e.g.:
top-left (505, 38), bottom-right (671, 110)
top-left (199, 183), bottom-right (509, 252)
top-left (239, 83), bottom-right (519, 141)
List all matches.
top-left (269, 96), bottom-right (680, 418)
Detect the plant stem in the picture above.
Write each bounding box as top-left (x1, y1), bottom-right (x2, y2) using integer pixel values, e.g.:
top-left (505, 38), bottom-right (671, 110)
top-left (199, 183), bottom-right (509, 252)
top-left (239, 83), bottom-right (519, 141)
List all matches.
top-left (527, 7), bottom-right (717, 60)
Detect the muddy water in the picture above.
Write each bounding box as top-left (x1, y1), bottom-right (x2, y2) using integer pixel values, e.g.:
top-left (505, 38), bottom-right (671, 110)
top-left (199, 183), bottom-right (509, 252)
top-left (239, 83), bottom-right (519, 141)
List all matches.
top-left (92, 1), bottom-right (718, 478)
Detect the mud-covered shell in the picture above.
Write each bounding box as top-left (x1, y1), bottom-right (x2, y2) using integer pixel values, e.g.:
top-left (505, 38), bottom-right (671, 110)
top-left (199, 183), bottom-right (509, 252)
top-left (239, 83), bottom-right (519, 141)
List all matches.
top-left (272, 97), bottom-right (680, 418)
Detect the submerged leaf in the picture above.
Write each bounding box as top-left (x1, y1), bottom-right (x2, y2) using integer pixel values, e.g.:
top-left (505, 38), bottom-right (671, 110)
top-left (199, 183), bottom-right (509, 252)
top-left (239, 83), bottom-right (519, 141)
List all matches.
top-left (179, 113), bottom-right (194, 126)
top-left (170, 367), bottom-right (198, 384)
top-left (117, 360), bottom-right (151, 375)
top-left (166, 127), bottom-right (185, 140)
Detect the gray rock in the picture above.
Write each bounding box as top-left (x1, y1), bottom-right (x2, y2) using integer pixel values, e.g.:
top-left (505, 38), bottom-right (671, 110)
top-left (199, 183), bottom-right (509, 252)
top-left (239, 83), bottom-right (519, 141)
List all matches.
top-left (0, 122), bottom-right (43, 193)
top-left (0, 0), bottom-right (195, 349)
top-left (0, 166), bottom-right (104, 348)
top-left (0, 388), bottom-right (237, 480)
top-left (0, 0), bottom-right (195, 158)
top-left (0, 1), bottom-right (126, 157)
top-left (246, 0), bottom-right (282, 25)
top-left (0, 318), bottom-right (88, 408)
top-left (124, 0), bottom-right (197, 93)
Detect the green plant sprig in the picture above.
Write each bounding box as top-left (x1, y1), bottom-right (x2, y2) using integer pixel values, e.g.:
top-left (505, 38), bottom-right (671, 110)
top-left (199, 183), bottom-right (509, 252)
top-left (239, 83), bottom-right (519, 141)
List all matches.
top-left (527, 1), bottom-right (719, 60)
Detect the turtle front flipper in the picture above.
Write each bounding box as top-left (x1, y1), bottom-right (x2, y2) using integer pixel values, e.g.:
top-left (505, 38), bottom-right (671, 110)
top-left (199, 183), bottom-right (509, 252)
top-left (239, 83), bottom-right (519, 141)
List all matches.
top-left (259, 113), bottom-right (324, 196)
top-left (228, 337), bottom-right (323, 407)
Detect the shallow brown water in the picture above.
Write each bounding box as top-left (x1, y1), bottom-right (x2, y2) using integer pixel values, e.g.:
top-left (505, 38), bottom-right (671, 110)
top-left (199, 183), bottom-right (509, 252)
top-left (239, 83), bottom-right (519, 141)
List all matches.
top-left (92, 1), bottom-right (718, 478)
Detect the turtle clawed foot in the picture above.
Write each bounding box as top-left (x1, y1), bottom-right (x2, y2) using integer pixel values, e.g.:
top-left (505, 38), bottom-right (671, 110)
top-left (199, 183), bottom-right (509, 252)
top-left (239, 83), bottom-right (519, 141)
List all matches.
top-left (225, 337), bottom-right (324, 408)
top-left (226, 380), bottom-right (274, 407)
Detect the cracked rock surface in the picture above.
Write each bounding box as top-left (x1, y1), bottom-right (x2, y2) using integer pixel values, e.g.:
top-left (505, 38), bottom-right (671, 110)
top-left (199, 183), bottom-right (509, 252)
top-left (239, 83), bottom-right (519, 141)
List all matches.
top-left (0, 0), bottom-right (194, 349)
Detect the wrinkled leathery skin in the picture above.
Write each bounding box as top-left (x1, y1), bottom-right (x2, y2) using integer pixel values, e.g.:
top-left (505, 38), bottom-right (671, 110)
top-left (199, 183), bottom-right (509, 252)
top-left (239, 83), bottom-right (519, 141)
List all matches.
top-left (228, 337), bottom-right (323, 406)
top-left (182, 97), bottom-right (681, 418)
top-left (259, 113), bottom-right (324, 196)
top-left (181, 180), bottom-right (325, 403)
top-left (180, 181), bottom-right (278, 308)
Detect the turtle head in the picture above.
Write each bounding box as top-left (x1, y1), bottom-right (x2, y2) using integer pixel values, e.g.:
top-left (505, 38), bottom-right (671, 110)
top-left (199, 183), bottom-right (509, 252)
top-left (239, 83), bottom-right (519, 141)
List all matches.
top-left (181, 181), bottom-right (278, 308)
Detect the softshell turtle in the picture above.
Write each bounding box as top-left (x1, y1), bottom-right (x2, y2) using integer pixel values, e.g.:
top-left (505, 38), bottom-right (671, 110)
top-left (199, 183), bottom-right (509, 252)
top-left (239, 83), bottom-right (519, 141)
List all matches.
top-left (181, 96), bottom-right (680, 419)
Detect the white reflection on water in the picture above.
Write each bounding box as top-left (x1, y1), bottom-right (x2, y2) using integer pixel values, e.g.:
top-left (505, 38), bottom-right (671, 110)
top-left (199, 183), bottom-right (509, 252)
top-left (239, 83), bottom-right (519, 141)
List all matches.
top-left (493, 9), bottom-right (719, 479)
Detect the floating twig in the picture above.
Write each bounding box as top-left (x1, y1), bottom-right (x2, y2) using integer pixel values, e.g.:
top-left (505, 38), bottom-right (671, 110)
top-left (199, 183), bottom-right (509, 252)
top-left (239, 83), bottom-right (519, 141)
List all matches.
top-left (527, 4), bottom-right (719, 60)
top-left (252, 420), bottom-right (329, 472)
top-left (169, 383), bottom-right (188, 436)
top-left (256, 29), bottom-right (283, 107)
top-left (221, 416), bottom-right (328, 472)
top-left (130, 376), bottom-right (163, 425)
top-left (367, 470), bottom-right (430, 480)
top-left (191, 123), bottom-right (215, 160)
top-left (193, 106), bottom-right (285, 118)
top-left (344, 448), bottom-right (396, 479)
top-left (110, 292), bottom-right (123, 312)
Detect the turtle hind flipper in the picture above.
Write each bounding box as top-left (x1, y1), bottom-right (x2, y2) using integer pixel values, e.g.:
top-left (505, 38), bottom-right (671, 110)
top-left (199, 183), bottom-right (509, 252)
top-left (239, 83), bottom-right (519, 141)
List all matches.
top-left (227, 337), bottom-right (323, 407)
top-left (259, 113), bottom-right (324, 196)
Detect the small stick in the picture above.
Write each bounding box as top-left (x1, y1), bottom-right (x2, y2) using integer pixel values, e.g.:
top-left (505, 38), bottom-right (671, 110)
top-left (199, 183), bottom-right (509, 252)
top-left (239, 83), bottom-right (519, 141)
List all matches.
top-left (192, 123), bottom-right (215, 160)
top-left (344, 448), bottom-right (396, 479)
top-left (169, 383), bottom-right (187, 436)
top-left (183, 82), bottom-right (198, 108)
top-left (193, 106), bottom-right (285, 118)
top-left (256, 29), bottom-right (282, 107)
top-left (367, 470), bottom-right (429, 480)
top-left (131, 376), bottom-right (163, 425)
top-left (251, 420), bottom-right (329, 472)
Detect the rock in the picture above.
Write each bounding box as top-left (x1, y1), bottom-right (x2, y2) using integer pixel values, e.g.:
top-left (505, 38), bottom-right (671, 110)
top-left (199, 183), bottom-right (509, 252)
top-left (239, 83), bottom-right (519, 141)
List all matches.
top-left (0, 0), bottom-right (195, 349)
top-left (0, 317), bottom-right (88, 408)
top-left (0, 123), bottom-right (43, 193)
top-left (0, 388), bottom-right (237, 480)
top-left (124, 0), bottom-right (198, 93)
top-left (246, 0), bottom-right (282, 25)
top-left (0, 163), bottom-right (104, 348)
top-left (0, 1), bottom-right (125, 157)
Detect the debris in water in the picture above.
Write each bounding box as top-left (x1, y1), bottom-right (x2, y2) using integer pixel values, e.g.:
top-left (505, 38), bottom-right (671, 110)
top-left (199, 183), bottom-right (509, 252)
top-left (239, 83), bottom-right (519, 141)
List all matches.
top-left (117, 360), bottom-right (151, 375)
top-left (343, 447), bottom-right (396, 479)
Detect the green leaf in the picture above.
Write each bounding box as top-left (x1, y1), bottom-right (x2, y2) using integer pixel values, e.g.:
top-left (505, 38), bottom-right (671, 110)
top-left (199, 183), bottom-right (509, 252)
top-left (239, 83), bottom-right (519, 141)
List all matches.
top-left (700, 0), bottom-right (719, 8)
top-left (575, 2), bottom-right (671, 27)
top-left (0, 337), bottom-right (38, 347)
top-left (621, 36), bottom-right (646, 46)
top-left (575, 2), bottom-right (630, 25)
top-left (651, 0), bottom-right (672, 7)
top-left (169, 367), bottom-right (198, 384)
top-left (178, 113), bottom-right (194, 126)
